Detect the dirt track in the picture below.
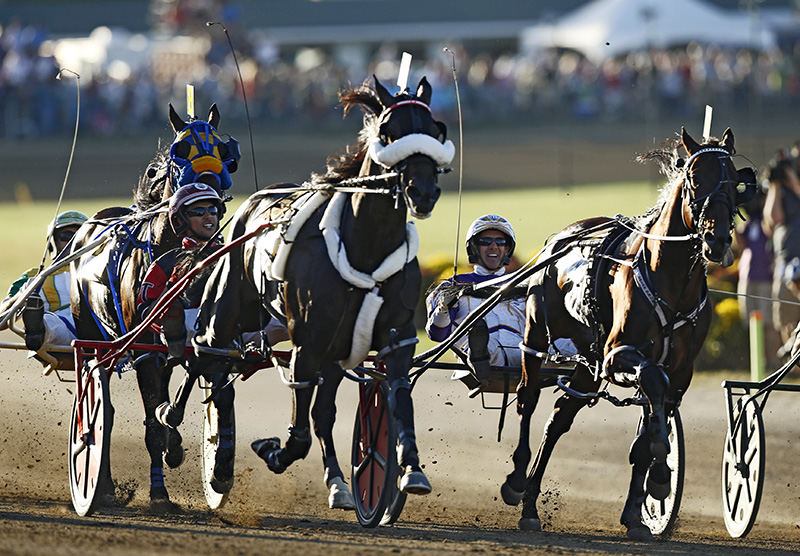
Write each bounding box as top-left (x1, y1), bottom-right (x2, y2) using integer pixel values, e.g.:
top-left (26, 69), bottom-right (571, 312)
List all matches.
top-left (2, 330), bottom-right (800, 555)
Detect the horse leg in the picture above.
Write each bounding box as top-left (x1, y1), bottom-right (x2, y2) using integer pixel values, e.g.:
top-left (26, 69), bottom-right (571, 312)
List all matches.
top-left (251, 346), bottom-right (315, 473)
top-left (135, 357), bottom-right (178, 512)
top-left (502, 299), bottom-right (545, 507)
top-left (96, 399), bottom-right (116, 505)
top-left (383, 322), bottom-right (431, 495)
top-left (517, 370), bottom-right (595, 531)
top-left (620, 406), bottom-right (656, 541)
top-left (311, 363), bottom-right (355, 510)
top-left (610, 350), bottom-right (671, 501)
top-left (637, 361), bottom-right (671, 500)
top-left (208, 369), bottom-right (236, 494)
top-left (155, 364), bottom-right (200, 431)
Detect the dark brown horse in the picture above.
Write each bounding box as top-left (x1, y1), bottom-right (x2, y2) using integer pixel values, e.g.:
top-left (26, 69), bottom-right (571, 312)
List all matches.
top-left (502, 128), bottom-right (755, 539)
top-left (69, 104), bottom-right (239, 510)
top-left (193, 76), bottom-right (451, 508)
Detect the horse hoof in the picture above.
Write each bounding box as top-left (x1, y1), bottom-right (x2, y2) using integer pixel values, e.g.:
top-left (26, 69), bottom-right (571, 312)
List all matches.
top-left (211, 447), bottom-right (235, 494)
top-left (518, 517), bottom-right (541, 531)
top-left (164, 429), bottom-right (185, 469)
top-left (501, 481), bottom-right (524, 506)
top-left (626, 525), bottom-right (654, 541)
top-left (400, 468), bottom-right (432, 495)
top-left (149, 498), bottom-right (181, 515)
top-left (327, 476), bottom-right (355, 510)
top-left (96, 491), bottom-right (117, 507)
top-left (210, 475), bottom-right (234, 495)
top-left (156, 402), bottom-right (181, 429)
top-left (646, 463), bottom-right (671, 501)
top-left (251, 438), bottom-right (286, 473)
top-left (148, 487), bottom-right (181, 514)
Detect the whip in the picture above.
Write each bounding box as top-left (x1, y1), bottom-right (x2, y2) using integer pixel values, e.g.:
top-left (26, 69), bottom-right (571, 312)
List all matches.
top-left (443, 47), bottom-right (464, 276)
top-left (38, 67), bottom-right (80, 273)
top-left (207, 21), bottom-right (259, 192)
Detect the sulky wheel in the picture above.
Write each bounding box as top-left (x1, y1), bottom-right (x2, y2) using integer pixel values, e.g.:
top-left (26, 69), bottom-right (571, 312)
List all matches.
top-left (199, 376), bottom-right (235, 510)
top-left (722, 398), bottom-right (765, 538)
top-left (641, 409), bottom-right (685, 537)
top-left (351, 380), bottom-right (403, 527)
top-left (68, 363), bottom-right (112, 516)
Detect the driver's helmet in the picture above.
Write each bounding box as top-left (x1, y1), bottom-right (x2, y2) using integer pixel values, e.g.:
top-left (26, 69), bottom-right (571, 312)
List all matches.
top-left (465, 214), bottom-right (516, 265)
top-left (46, 210), bottom-right (88, 256)
top-left (168, 182), bottom-right (225, 237)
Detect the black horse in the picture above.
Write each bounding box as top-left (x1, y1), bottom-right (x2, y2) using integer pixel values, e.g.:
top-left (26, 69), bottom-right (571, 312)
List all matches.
top-left (70, 104), bottom-right (239, 511)
top-left (193, 76), bottom-right (452, 508)
top-left (503, 128), bottom-right (756, 539)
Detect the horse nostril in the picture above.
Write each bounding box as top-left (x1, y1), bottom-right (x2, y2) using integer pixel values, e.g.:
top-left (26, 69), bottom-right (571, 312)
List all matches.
top-left (406, 185), bottom-right (420, 199)
top-left (703, 231), bottom-right (716, 246)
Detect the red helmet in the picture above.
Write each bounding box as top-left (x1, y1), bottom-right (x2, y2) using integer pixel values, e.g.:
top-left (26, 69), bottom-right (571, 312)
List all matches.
top-left (168, 183), bottom-right (224, 237)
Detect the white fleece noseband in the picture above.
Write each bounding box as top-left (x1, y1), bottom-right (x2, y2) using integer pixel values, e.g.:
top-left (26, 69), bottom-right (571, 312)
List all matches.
top-left (369, 134), bottom-right (455, 168)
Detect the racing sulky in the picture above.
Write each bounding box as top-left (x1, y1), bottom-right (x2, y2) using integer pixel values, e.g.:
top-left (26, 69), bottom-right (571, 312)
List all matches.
top-left (69, 104), bottom-right (239, 511)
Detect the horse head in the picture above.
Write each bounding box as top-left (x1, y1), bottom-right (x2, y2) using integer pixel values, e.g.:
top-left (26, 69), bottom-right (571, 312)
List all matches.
top-left (367, 76), bottom-right (452, 219)
top-left (168, 103), bottom-right (240, 195)
top-left (680, 127), bottom-right (755, 266)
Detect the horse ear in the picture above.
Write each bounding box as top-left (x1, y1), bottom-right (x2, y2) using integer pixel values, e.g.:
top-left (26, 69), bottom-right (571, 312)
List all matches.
top-left (169, 103), bottom-right (187, 133)
top-left (415, 76), bottom-right (432, 105)
top-left (721, 127), bottom-right (735, 153)
top-left (681, 126), bottom-right (701, 156)
top-left (373, 75), bottom-right (395, 109)
top-left (208, 103), bottom-right (220, 128)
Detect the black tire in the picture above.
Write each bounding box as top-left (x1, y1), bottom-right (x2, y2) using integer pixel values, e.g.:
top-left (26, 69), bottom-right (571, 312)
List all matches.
top-left (722, 398), bottom-right (765, 538)
top-left (68, 363), bottom-right (112, 516)
top-left (381, 468), bottom-right (408, 526)
top-left (199, 376), bottom-right (235, 510)
top-left (351, 381), bottom-right (402, 527)
top-left (641, 409), bottom-right (684, 537)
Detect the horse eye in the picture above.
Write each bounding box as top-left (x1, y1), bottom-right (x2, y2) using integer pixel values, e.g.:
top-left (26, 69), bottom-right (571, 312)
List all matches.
top-left (173, 140), bottom-right (190, 159)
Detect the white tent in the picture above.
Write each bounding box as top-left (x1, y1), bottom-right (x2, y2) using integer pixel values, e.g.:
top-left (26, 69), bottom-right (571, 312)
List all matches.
top-left (521, 0), bottom-right (776, 63)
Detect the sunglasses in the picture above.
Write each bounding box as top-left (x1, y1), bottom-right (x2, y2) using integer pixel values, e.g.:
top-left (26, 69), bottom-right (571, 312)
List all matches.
top-left (185, 205), bottom-right (219, 218)
top-left (476, 237), bottom-right (508, 247)
top-left (55, 230), bottom-right (76, 242)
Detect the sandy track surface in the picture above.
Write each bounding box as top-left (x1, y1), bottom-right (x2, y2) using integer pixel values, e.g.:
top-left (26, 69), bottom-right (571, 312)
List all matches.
top-left (1, 330), bottom-right (800, 554)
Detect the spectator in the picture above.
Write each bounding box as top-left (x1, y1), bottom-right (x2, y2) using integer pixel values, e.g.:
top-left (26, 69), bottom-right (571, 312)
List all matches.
top-left (763, 151), bottom-right (800, 347)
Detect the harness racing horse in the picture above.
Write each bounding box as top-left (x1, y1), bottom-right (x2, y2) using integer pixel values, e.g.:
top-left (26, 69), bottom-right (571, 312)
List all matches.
top-left (502, 128), bottom-right (757, 539)
top-left (193, 76), bottom-right (453, 508)
top-left (70, 104), bottom-right (239, 511)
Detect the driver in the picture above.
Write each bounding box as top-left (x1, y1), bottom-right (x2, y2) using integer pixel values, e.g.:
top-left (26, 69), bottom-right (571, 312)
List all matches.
top-left (425, 214), bottom-right (526, 390)
top-left (0, 210), bottom-right (88, 352)
top-left (137, 183), bottom-right (287, 360)
top-left (138, 183), bottom-right (227, 360)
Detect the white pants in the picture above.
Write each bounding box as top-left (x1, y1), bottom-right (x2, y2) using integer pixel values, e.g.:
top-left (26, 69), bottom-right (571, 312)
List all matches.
top-left (42, 312), bottom-right (76, 346)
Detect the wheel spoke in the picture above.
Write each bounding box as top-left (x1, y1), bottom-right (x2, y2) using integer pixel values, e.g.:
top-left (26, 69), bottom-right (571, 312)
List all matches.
top-left (373, 449), bottom-right (387, 470)
top-left (353, 452), bottom-right (372, 480)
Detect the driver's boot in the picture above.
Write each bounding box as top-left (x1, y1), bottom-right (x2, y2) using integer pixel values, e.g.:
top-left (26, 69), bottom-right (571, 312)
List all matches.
top-left (22, 296), bottom-right (45, 351)
top-left (468, 318), bottom-right (491, 391)
top-left (161, 303), bottom-right (186, 361)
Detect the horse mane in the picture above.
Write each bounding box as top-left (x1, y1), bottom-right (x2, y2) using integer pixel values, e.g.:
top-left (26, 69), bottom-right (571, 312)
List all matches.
top-left (311, 82), bottom-right (386, 186)
top-left (633, 134), bottom-right (726, 229)
top-left (133, 139), bottom-right (170, 210)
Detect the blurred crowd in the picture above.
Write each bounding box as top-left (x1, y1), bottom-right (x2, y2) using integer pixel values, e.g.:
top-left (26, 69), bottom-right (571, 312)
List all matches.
top-left (3, 10), bottom-right (800, 139)
top-left (735, 144), bottom-right (800, 368)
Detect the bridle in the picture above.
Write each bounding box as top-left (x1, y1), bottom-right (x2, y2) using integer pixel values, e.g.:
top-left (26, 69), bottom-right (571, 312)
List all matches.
top-left (681, 147), bottom-right (737, 235)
